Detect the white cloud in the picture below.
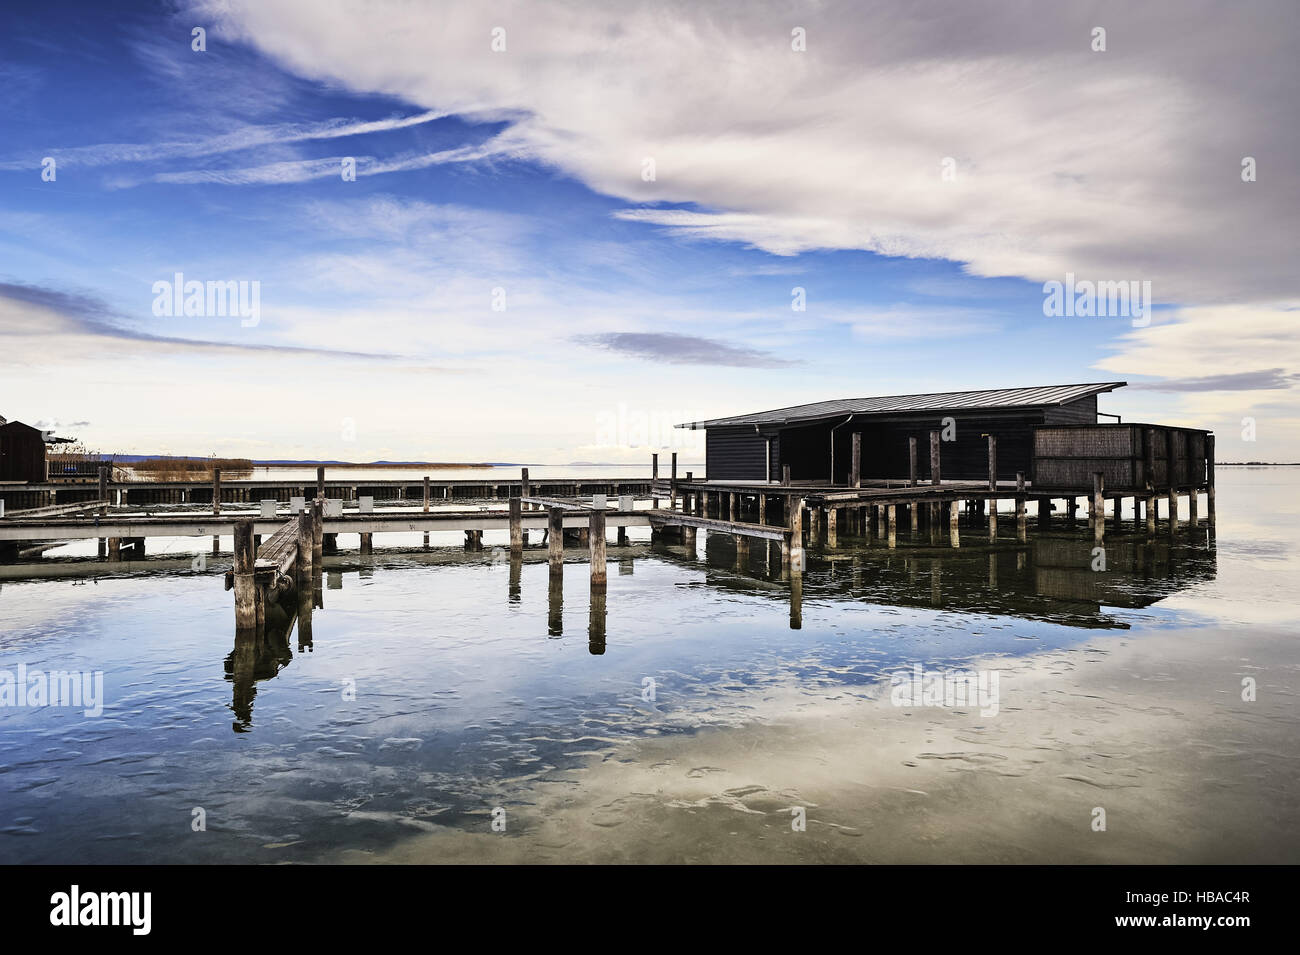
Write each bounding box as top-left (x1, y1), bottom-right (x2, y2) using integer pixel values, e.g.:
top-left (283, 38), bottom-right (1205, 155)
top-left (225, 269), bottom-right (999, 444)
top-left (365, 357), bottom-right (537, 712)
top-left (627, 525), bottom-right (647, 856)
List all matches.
top-left (186, 0), bottom-right (1298, 306)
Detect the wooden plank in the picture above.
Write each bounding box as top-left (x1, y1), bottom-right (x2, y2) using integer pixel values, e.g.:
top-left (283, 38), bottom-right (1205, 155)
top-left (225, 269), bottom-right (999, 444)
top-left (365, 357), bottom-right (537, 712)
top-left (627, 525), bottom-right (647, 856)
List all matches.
top-left (647, 510), bottom-right (788, 542)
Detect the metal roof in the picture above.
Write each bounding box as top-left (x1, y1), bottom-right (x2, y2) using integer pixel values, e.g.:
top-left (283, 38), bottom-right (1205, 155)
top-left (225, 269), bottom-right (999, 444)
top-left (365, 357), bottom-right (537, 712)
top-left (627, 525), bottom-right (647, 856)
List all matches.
top-left (677, 382), bottom-right (1126, 429)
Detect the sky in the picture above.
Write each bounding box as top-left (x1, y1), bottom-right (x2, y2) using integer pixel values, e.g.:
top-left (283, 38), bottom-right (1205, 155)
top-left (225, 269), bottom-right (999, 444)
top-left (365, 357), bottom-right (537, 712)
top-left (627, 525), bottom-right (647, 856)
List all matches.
top-left (1, 0), bottom-right (1297, 464)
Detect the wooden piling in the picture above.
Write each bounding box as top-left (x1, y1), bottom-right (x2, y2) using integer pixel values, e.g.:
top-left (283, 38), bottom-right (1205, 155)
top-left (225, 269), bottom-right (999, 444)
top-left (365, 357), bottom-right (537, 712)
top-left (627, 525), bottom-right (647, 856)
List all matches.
top-left (1147, 490), bottom-right (1158, 534)
top-left (887, 504), bottom-right (897, 549)
top-left (827, 506), bottom-right (838, 547)
top-left (234, 519), bottom-right (256, 631)
top-left (782, 464), bottom-right (791, 487)
top-left (909, 437), bottom-right (918, 487)
top-left (949, 500), bottom-right (960, 548)
top-left (293, 510), bottom-right (313, 587)
top-left (1015, 472), bottom-right (1027, 541)
top-left (312, 499), bottom-right (323, 568)
top-left (651, 453), bottom-right (659, 508)
top-left (423, 476), bottom-right (431, 512)
top-left (212, 467), bottom-right (221, 516)
top-left (788, 496), bottom-right (805, 571)
top-left (851, 432), bottom-right (861, 488)
top-left (360, 532), bottom-right (373, 555)
top-left (930, 431), bottom-right (941, 485)
top-left (316, 466), bottom-right (325, 500)
top-left (670, 452), bottom-right (678, 509)
top-left (589, 510), bottom-right (607, 588)
top-left (987, 435), bottom-right (997, 490)
top-left (1168, 487), bottom-right (1179, 532)
top-left (509, 497), bottom-right (523, 554)
top-left (548, 507), bottom-right (564, 569)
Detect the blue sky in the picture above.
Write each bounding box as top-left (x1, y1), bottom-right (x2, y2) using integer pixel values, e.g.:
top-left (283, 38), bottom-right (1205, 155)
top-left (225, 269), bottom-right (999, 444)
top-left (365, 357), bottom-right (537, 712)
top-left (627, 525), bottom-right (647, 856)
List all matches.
top-left (2, 0), bottom-right (1297, 462)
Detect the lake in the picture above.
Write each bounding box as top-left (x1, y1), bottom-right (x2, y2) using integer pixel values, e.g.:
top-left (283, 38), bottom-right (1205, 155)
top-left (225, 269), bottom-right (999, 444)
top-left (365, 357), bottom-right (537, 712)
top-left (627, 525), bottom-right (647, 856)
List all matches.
top-left (1, 467), bottom-right (1296, 863)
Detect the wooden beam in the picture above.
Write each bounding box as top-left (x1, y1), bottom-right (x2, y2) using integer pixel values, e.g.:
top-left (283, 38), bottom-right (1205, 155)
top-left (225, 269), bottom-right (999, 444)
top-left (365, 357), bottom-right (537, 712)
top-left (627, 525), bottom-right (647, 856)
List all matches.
top-left (850, 432), bottom-right (861, 488)
top-left (909, 437), bottom-right (918, 487)
top-left (930, 431), bottom-right (941, 485)
top-left (987, 435), bottom-right (997, 491)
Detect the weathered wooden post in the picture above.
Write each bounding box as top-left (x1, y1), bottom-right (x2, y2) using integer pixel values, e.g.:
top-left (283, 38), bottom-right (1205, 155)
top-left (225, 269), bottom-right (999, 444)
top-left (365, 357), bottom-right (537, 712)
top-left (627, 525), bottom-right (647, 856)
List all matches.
top-left (670, 452), bottom-right (678, 510)
top-left (1206, 434), bottom-right (1216, 521)
top-left (316, 466), bottom-right (325, 500)
top-left (1015, 472), bottom-right (1027, 541)
top-left (234, 519), bottom-right (257, 632)
top-left (423, 476), bottom-right (430, 512)
top-left (850, 432), bottom-right (861, 488)
top-left (987, 435), bottom-right (997, 490)
top-left (589, 509), bottom-right (607, 588)
top-left (212, 466), bottom-right (222, 555)
top-left (827, 506), bottom-right (838, 547)
top-left (909, 437), bottom-right (918, 487)
top-left (360, 532), bottom-right (373, 554)
top-left (297, 509), bottom-right (314, 582)
top-left (949, 500), bottom-right (960, 548)
top-left (1093, 472), bottom-right (1105, 545)
top-left (782, 464), bottom-right (791, 487)
top-left (312, 498), bottom-right (323, 568)
top-left (789, 569), bottom-right (802, 631)
top-left (651, 453), bottom-right (659, 508)
top-left (788, 496), bottom-right (805, 571)
top-left (1167, 486), bottom-right (1179, 532)
top-left (757, 494), bottom-right (767, 525)
top-left (887, 504), bottom-right (897, 549)
top-left (509, 496), bottom-right (523, 555)
top-left (930, 431), bottom-right (941, 485)
top-left (97, 464), bottom-right (108, 507)
top-left (548, 506), bottom-right (564, 569)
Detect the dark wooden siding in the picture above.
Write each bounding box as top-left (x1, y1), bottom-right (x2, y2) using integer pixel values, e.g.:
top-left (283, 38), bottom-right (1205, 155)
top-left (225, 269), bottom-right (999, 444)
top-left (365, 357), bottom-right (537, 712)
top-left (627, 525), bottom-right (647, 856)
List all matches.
top-left (1033, 424), bottom-right (1209, 491)
top-left (704, 427), bottom-right (769, 481)
top-left (1042, 395), bottom-right (1097, 425)
top-left (0, 421), bottom-right (46, 483)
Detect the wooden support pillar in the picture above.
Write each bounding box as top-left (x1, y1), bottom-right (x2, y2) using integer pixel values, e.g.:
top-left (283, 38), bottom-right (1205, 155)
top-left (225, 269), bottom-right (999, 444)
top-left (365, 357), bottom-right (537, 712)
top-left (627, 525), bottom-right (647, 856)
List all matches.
top-left (548, 507), bottom-right (564, 569)
top-left (360, 532), bottom-right (373, 555)
top-left (788, 496), bottom-right (805, 571)
top-left (949, 500), bottom-right (960, 548)
top-left (312, 499), bottom-right (323, 569)
top-left (910, 501), bottom-right (919, 533)
top-left (1015, 473), bottom-right (1027, 541)
top-left (212, 467), bottom-right (221, 516)
top-left (827, 506), bottom-right (838, 547)
top-left (97, 464), bottom-right (109, 511)
top-left (316, 466), bottom-right (325, 500)
top-left (297, 509), bottom-right (314, 583)
top-left (509, 497), bottom-right (523, 555)
top-left (757, 494), bottom-right (767, 525)
top-left (423, 476), bottom-right (431, 512)
top-left (234, 520), bottom-right (256, 631)
top-left (670, 452), bottom-right (678, 509)
top-left (887, 504), bottom-right (897, 549)
top-left (1206, 434), bottom-right (1216, 521)
top-left (877, 504), bottom-right (886, 537)
top-left (1090, 472), bottom-right (1104, 527)
top-left (1037, 498), bottom-right (1050, 528)
top-left (909, 437), bottom-right (918, 487)
top-left (1189, 488), bottom-right (1199, 524)
top-left (729, 492), bottom-right (738, 523)
top-left (782, 464), bottom-right (791, 487)
top-left (1066, 497), bottom-right (1077, 523)
top-left (930, 431), bottom-right (941, 485)
top-left (850, 432), bottom-right (861, 488)
top-left (987, 435), bottom-right (997, 491)
top-left (735, 535), bottom-right (750, 567)
top-left (589, 510), bottom-right (607, 588)
top-left (683, 525), bottom-right (696, 551)
top-left (1168, 487), bottom-right (1179, 532)
top-left (1112, 497), bottom-right (1123, 529)
top-left (651, 453), bottom-right (659, 508)
top-left (988, 497), bottom-right (998, 538)
top-left (1147, 491), bottom-right (1158, 533)
top-left (617, 522), bottom-right (627, 546)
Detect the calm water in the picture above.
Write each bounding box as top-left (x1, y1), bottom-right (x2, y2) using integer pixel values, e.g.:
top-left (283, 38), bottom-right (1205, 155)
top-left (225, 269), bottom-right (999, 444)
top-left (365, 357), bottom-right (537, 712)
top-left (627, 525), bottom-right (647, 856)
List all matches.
top-left (1, 469), bottom-right (1297, 863)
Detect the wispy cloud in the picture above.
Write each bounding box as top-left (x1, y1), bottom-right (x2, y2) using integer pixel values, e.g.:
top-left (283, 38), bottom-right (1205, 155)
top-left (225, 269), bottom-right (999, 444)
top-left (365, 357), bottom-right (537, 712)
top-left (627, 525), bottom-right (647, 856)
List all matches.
top-left (574, 332), bottom-right (798, 368)
top-left (0, 108), bottom-right (448, 171)
top-left (1128, 368), bottom-right (1300, 392)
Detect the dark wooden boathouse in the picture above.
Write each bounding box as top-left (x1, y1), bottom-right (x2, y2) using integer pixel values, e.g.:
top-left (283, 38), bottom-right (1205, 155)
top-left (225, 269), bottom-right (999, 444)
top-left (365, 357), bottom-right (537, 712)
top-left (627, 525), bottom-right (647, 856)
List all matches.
top-left (678, 382), bottom-right (1210, 491)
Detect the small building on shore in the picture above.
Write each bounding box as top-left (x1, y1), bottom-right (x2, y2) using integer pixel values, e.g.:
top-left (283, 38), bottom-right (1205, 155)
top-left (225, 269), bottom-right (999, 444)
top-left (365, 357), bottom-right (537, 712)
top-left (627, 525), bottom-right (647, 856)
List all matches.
top-left (0, 419), bottom-right (48, 483)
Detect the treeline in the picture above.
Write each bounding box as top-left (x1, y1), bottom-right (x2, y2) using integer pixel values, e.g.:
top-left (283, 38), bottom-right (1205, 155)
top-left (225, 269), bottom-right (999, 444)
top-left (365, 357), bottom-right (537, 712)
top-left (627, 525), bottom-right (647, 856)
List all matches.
top-left (128, 457), bottom-right (254, 481)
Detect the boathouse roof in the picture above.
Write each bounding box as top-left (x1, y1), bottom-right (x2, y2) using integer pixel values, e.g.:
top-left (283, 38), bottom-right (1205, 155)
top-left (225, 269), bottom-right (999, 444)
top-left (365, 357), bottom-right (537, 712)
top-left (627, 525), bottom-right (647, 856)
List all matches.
top-left (677, 382), bottom-right (1126, 429)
